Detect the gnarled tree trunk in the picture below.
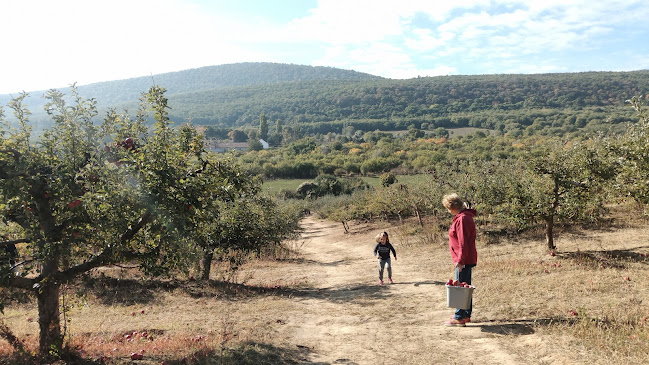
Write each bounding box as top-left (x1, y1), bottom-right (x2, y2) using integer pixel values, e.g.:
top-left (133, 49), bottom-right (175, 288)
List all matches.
top-left (201, 248), bottom-right (214, 280)
top-left (37, 279), bottom-right (62, 356)
top-left (544, 215), bottom-right (555, 250)
top-left (37, 252), bottom-right (63, 357)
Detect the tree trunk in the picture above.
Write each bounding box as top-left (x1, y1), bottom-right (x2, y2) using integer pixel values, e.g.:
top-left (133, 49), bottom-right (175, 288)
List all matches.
top-left (37, 278), bottom-right (62, 357)
top-left (414, 207), bottom-right (423, 227)
top-left (201, 249), bottom-right (214, 281)
top-left (545, 215), bottom-right (555, 250)
top-left (546, 176), bottom-right (560, 251)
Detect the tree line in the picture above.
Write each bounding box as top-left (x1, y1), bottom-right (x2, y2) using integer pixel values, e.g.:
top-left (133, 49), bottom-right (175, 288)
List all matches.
top-left (4, 65), bottom-right (646, 139)
top-left (177, 70), bottom-right (646, 129)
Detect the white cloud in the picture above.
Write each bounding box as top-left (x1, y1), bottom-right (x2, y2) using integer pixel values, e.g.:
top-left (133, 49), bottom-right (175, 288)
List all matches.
top-left (313, 41), bottom-right (455, 79)
top-left (1, 0), bottom-right (648, 94)
top-left (404, 29), bottom-right (452, 52)
top-left (284, 1), bottom-right (404, 44)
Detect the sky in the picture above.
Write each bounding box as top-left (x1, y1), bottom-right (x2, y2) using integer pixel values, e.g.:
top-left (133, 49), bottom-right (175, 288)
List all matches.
top-left (1, 0), bottom-right (648, 94)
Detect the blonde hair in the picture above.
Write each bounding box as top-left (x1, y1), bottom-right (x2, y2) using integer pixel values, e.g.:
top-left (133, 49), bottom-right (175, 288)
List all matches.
top-left (442, 193), bottom-right (464, 210)
top-left (375, 231), bottom-right (389, 243)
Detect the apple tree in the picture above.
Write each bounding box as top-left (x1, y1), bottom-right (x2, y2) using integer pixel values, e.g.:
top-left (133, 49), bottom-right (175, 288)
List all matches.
top-left (195, 193), bottom-right (302, 280)
top-left (493, 142), bottom-right (611, 249)
top-left (427, 152), bottom-right (611, 250)
top-left (177, 150), bottom-right (301, 280)
top-left (609, 96), bottom-right (649, 210)
top-left (0, 85), bottom-right (255, 358)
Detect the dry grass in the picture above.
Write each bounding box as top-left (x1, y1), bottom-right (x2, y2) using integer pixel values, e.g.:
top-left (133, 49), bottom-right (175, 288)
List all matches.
top-left (2, 210), bottom-right (649, 364)
top-left (472, 220), bottom-right (649, 364)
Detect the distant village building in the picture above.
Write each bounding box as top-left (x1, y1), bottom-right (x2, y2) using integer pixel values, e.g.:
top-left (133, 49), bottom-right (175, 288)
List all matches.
top-left (259, 139), bottom-right (269, 149)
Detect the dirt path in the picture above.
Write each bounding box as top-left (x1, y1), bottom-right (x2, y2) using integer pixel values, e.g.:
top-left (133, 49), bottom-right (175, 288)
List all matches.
top-left (263, 216), bottom-right (550, 365)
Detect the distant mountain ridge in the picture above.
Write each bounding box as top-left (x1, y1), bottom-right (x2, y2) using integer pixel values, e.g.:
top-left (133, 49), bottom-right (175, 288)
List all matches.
top-left (1, 62), bottom-right (648, 135)
top-left (73, 62), bottom-right (384, 105)
top-left (0, 62), bottom-right (381, 112)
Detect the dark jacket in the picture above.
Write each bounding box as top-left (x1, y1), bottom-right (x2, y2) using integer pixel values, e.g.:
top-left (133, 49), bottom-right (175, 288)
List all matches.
top-left (374, 242), bottom-right (396, 260)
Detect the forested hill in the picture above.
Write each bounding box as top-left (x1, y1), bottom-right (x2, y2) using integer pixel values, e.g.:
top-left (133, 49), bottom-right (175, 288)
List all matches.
top-left (0, 62), bottom-right (380, 113)
top-left (1, 62), bottom-right (648, 135)
top-left (168, 70), bottom-right (649, 128)
top-left (76, 62), bottom-right (383, 105)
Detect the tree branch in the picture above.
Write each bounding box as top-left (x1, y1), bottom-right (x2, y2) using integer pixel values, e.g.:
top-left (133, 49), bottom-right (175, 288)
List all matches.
top-left (0, 148), bottom-right (21, 162)
top-left (56, 211), bottom-right (152, 282)
top-left (2, 276), bottom-right (35, 291)
top-left (3, 211), bottom-right (32, 231)
top-left (559, 180), bottom-right (587, 188)
top-left (0, 169), bottom-right (28, 179)
top-left (0, 239), bottom-right (30, 247)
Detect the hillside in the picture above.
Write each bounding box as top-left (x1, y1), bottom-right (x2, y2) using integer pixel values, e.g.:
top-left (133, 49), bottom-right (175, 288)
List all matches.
top-left (1, 62), bottom-right (648, 134)
top-left (0, 62), bottom-right (381, 131)
top-left (169, 71), bottom-right (648, 129)
top-left (0, 62), bottom-right (380, 105)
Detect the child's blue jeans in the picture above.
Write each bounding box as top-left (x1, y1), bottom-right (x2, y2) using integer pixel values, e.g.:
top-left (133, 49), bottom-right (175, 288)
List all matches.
top-left (378, 257), bottom-right (392, 281)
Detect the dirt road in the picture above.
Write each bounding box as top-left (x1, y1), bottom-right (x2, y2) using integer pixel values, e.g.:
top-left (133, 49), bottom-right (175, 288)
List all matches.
top-left (253, 216), bottom-right (557, 365)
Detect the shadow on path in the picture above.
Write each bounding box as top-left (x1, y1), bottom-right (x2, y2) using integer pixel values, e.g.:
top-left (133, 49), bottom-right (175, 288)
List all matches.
top-left (412, 280), bottom-right (446, 286)
top-left (557, 245), bottom-right (649, 269)
top-left (284, 283), bottom-right (395, 304)
top-left (475, 317), bottom-right (578, 336)
top-left (84, 275), bottom-right (398, 305)
top-left (276, 258), bottom-right (351, 267)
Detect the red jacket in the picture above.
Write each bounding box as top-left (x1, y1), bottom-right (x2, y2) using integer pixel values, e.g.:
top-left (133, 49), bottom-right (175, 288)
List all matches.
top-left (448, 209), bottom-right (477, 266)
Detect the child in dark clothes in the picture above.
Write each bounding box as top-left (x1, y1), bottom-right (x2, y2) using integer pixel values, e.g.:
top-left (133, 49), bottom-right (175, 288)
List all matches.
top-left (373, 231), bottom-right (397, 285)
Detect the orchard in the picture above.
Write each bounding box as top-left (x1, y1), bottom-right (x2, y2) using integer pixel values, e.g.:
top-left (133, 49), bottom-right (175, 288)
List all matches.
top-left (0, 85), bottom-right (300, 359)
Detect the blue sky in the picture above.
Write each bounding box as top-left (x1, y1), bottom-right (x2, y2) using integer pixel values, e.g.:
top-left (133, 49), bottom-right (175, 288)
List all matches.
top-left (1, 0), bottom-right (648, 94)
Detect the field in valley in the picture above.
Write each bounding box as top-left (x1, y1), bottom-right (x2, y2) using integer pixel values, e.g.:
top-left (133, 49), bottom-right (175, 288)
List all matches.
top-left (261, 174), bottom-right (430, 195)
top-left (2, 213), bottom-right (649, 364)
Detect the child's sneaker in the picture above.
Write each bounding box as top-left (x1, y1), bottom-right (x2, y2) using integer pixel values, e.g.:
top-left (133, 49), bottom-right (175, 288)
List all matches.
top-left (379, 280), bottom-right (384, 285)
top-left (389, 278), bottom-right (394, 284)
top-left (444, 318), bottom-right (470, 327)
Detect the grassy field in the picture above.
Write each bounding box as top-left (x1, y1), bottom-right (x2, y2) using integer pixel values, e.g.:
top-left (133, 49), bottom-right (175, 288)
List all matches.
top-left (262, 174), bottom-right (431, 195)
